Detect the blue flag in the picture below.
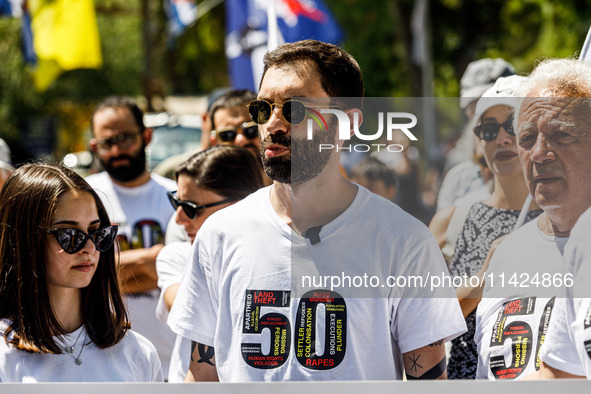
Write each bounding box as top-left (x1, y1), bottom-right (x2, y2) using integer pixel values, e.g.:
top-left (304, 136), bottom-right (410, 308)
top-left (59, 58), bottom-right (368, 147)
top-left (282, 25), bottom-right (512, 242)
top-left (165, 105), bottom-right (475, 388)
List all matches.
top-left (225, 0), bottom-right (343, 91)
top-left (0, 0), bottom-right (21, 17)
top-left (21, 1), bottom-right (35, 66)
top-left (164, 0), bottom-right (197, 46)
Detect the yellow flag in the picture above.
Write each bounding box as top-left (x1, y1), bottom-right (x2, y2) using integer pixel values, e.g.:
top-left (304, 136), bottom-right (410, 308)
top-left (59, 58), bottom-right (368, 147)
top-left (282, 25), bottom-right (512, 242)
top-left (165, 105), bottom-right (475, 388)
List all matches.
top-left (28, 0), bottom-right (102, 91)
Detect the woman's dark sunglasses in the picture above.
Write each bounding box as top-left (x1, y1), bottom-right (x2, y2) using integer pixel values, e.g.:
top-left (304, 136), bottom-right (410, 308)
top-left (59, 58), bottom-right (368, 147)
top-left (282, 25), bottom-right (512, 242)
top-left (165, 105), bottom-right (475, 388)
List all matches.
top-left (47, 225), bottom-right (118, 254)
top-left (167, 191), bottom-right (234, 220)
top-left (473, 117), bottom-right (515, 141)
top-left (215, 122), bottom-right (259, 143)
top-left (247, 99), bottom-right (308, 125)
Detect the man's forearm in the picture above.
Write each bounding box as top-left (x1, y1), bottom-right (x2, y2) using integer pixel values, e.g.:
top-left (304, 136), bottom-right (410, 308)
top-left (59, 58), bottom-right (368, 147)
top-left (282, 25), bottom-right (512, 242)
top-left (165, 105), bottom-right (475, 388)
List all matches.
top-left (118, 244), bottom-right (163, 294)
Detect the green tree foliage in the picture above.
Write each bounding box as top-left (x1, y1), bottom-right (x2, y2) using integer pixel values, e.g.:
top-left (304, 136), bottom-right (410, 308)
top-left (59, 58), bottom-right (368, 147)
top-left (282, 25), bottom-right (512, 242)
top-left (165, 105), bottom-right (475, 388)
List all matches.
top-left (1, 0), bottom-right (591, 163)
top-left (166, 1), bottom-right (228, 94)
top-left (327, 0), bottom-right (591, 97)
top-left (0, 0), bottom-right (149, 161)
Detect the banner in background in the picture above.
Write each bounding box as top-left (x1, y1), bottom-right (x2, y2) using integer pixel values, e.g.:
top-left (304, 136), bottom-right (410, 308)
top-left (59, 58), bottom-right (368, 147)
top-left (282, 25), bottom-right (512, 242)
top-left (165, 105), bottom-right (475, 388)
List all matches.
top-left (225, 0), bottom-right (343, 91)
top-left (164, 0), bottom-right (197, 46)
top-left (26, 0), bottom-right (102, 91)
top-left (0, 0), bottom-right (21, 16)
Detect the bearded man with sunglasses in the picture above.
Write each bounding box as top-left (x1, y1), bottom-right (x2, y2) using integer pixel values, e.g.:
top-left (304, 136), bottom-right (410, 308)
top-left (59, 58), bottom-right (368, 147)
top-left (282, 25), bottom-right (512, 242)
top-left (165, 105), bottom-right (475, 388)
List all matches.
top-left (169, 40), bottom-right (466, 382)
top-left (86, 96), bottom-right (177, 380)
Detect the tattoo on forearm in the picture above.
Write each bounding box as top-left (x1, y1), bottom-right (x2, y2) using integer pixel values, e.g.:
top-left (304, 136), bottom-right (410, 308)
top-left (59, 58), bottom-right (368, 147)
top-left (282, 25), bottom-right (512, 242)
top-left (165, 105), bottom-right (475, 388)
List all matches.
top-left (197, 343), bottom-right (215, 366)
top-left (428, 339), bottom-right (444, 347)
top-left (406, 356), bottom-right (446, 380)
top-left (408, 352), bottom-right (423, 373)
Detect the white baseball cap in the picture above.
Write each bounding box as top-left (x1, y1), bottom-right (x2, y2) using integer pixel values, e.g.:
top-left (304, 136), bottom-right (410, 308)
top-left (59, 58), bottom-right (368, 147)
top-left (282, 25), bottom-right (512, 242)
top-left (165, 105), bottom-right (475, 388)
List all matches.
top-left (460, 58), bottom-right (516, 109)
top-left (473, 75), bottom-right (526, 123)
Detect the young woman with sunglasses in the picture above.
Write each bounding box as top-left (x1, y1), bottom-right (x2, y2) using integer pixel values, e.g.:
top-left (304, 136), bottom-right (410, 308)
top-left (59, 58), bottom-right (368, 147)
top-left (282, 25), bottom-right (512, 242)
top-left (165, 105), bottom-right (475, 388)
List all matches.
top-left (441, 76), bottom-right (542, 379)
top-left (0, 164), bottom-right (162, 382)
top-left (156, 145), bottom-right (264, 381)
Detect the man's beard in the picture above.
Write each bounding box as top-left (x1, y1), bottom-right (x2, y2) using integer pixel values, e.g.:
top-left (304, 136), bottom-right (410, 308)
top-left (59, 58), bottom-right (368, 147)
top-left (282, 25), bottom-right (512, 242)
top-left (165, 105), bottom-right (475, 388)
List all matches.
top-left (101, 145), bottom-right (147, 183)
top-left (260, 125), bottom-right (335, 185)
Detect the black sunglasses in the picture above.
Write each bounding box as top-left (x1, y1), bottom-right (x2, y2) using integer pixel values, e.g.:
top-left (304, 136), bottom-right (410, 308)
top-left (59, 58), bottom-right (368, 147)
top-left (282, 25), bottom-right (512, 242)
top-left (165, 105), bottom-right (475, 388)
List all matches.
top-left (248, 99), bottom-right (308, 125)
top-left (473, 117), bottom-right (515, 141)
top-left (167, 191), bottom-right (234, 220)
top-left (96, 132), bottom-right (141, 153)
top-left (214, 122), bottom-right (259, 143)
top-left (47, 225), bottom-right (118, 254)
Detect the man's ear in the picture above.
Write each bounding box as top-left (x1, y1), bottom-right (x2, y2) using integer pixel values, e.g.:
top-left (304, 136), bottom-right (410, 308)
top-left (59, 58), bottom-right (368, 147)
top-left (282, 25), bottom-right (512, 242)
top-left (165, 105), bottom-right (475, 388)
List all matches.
top-left (143, 127), bottom-right (153, 146)
top-left (346, 108), bottom-right (363, 139)
top-left (89, 138), bottom-right (97, 154)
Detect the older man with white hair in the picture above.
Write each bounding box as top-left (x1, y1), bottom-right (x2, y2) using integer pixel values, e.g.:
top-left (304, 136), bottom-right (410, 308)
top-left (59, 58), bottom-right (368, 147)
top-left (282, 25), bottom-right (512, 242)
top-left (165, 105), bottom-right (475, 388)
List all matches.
top-left (474, 58), bottom-right (591, 380)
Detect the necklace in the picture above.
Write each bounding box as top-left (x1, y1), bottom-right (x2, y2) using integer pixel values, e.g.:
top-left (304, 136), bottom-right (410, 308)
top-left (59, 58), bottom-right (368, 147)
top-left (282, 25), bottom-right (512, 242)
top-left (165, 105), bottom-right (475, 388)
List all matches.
top-left (64, 327), bottom-right (84, 354)
top-left (62, 327), bottom-right (88, 366)
top-left (71, 332), bottom-right (87, 366)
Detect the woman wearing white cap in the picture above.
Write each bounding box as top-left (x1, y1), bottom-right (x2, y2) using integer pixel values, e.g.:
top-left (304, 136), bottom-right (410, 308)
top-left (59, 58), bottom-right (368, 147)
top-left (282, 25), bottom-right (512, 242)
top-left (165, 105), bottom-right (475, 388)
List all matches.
top-left (445, 76), bottom-right (542, 379)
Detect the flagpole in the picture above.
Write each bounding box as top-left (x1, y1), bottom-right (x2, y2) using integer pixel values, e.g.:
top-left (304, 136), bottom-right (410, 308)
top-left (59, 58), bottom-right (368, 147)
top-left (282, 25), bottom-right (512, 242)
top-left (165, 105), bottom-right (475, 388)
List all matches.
top-left (412, 0), bottom-right (437, 162)
top-left (189, 0), bottom-right (224, 27)
top-left (580, 24), bottom-right (591, 63)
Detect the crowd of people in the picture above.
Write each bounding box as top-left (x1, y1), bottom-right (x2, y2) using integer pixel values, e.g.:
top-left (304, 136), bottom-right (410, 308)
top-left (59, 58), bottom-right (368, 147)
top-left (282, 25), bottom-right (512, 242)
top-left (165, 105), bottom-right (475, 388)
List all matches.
top-left (0, 39), bottom-right (590, 383)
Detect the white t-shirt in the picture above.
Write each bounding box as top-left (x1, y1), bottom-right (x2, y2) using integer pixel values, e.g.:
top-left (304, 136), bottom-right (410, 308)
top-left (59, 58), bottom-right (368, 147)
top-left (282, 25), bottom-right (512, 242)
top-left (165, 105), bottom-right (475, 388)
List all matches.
top-left (475, 218), bottom-right (568, 380)
top-left (0, 320), bottom-right (162, 382)
top-left (85, 171), bottom-right (177, 378)
top-left (168, 186), bottom-right (466, 381)
top-left (156, 241), bottom-right (192, 382)
top-left (539, 207), bottom-right (591, 378)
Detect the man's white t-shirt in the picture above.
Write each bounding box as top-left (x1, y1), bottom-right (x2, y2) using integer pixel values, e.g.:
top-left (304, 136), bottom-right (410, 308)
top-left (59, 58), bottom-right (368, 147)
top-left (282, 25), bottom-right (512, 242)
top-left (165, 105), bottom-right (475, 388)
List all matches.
top-left (156, 241), bottom-right (192, 382)
top-left (475, 218), bottom-right (568, 380)
top-left (539, 207), bottom-right (591, 378)
top-left (168, 186), bottom-right (466, 381)
top-left (86, 171), bottom-right (177, 378)
top-left (0, 320), bottom-right (162, 382)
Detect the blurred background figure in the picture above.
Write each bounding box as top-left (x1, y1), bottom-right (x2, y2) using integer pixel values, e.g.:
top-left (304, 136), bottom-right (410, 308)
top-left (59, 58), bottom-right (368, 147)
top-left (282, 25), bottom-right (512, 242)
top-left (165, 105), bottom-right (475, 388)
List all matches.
top-left (163, 88), bottom-right (270, 244)
top-left (153, 87), bottom-right (232, 180)
top-left (209, 89), bottom-right (258, 156)
top-left (349, 157), bottom-right (398, 202)
top-left (155, 145), bottom-right (264, 382)
top-left (374, 132), bottom-right (426, 221)
top-left (0, 138), bottom-right (14, 190)
top-left (86, 96), bottom-right (176, 380)
top-left (437, 58), bottom-right (516, 213)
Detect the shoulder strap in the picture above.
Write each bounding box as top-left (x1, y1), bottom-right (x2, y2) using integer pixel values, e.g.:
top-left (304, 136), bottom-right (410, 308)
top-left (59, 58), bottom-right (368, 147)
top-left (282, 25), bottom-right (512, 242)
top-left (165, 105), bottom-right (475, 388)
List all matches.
top-left (446, 202), bottom-right (475, 248)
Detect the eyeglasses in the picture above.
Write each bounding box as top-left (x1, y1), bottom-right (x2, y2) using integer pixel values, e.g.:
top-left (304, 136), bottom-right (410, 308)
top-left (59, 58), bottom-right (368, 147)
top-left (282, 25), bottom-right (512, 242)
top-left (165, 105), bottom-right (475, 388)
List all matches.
top-left (473, 117), bottom-right (515, 141)
top-left (213, 122), bottom-right (259, 143)
top-left (96, 132), bottom-right (140, 153)
top-left (47, 225), bottom-right (118, 254)
top-left (248, 99), bottom-right (309, 125)
top-left (167, 191), bottom-right (234, 220)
